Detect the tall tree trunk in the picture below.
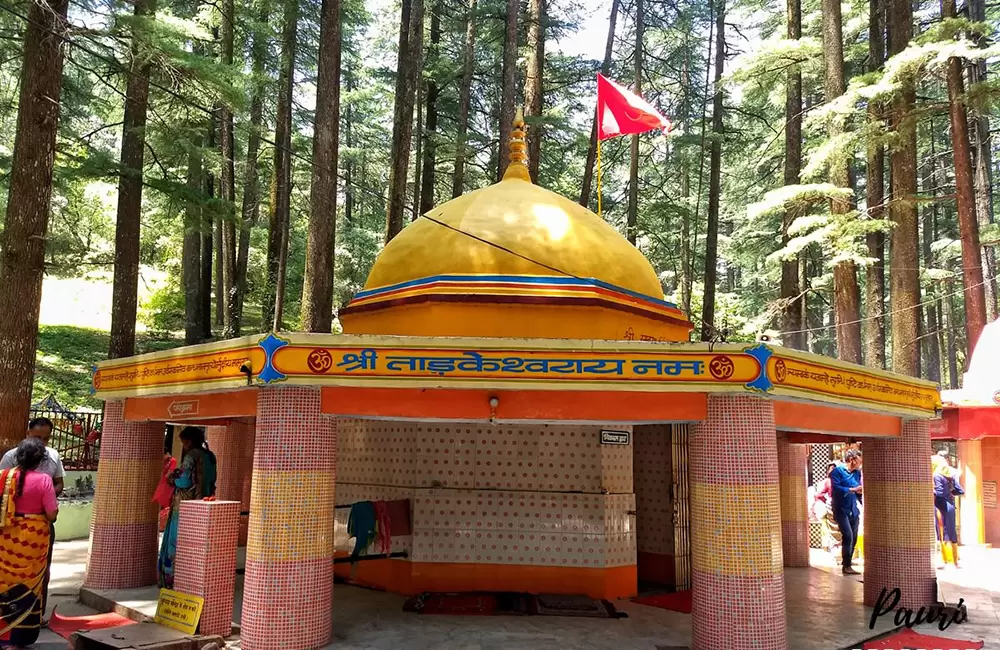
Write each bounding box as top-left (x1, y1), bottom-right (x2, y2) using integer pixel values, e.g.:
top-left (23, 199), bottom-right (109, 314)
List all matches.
top-left (344, 68), bottom-right (355, 223)
top-left (0, 0), bottom-right (69, 445)
top-left (419, 3), bottom-right (440, 215)
top-left (451, 0), bottom-right (478, 198)
top-left (183, 138), bottom-right (204, 345)
top-left (781, 0), bottom-right (804, 350)
top-left (864, 0), bottom-right (886, 368)
top-left (524, 0), bottom-right (545, 182)
top-left (497, 0), bottom-right (519, 180)
top-left (701, 0), bottom-right (726, 341)
top-left (301, 0), bottom-right (342, 333)
top-left (214, 212), bottom-right (223, 326)
top-left (626, 0), bottom-right (643, 246)
top-left (233, 0), bottom-right (268, 336)
top-left (108, 0), bottom-right (156, 359)
top-left (412, 82), bottom-right (424, 219)
top-left (386, 0), bottom-right (423, 242)
top-left (922, 124), bottom-right (942, 383)
top-left (968, 0), bottom-right (998, 320)
top-left (823, 0), bottom-right (861, 363)
top-left (263, 0), bottom-right (298, 329)
top-left (220, 0), bottom-right (238, 337)
top-left (942, 0), bottom-right (987, 355)
top-left (679, 51), bottom-right (692, 314)
top-left (945, 279), bottom-right (960, 388)
top-left (580, 0), bottom-right (621, 208)
top-left (201, 112), bottom-right (216, 340)
top-left (887, 0), bottom-right (920, 376)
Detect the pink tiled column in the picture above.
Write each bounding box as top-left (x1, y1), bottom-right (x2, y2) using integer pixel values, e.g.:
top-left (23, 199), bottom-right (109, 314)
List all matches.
top-left (690, 395), bottom-right (787, 650)
top-left (175, 500), bottom-right (240, 637)
top-left (863, 421), bottom-right (935, 609)
top-left (778, 435), bottom-right (810, 567)
top-left (242, 387), bottom-right (336, 650)
top-left (86, 401), bottom-right (164, 589)
top-left (240, 420), bottom-right (256, 546)
top-left (206, 421), bottom-right (254, 502)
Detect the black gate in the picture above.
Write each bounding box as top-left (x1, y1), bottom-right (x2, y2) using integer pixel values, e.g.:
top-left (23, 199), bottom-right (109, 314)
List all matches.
top-left (29, 396), bottom-right (101, 471)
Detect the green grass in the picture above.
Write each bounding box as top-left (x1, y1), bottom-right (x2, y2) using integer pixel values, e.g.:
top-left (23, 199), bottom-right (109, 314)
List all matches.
top-left (34, 325), bottom-right (186, 410)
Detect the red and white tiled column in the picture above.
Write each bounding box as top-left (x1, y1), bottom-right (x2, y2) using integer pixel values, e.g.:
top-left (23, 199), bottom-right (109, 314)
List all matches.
top-left (690, 395), bottom-right (787, 650)
top-left (242, 387), bottom-right (336, 650)
top-left (86, 401), bottom-right (163, 588)
top-left (778, 435), bottom-right (810, 567)
top-left (862, 420), bottom-right (935, 609)
top-left (240, 420), bottom-right (256, 546)
top-left (207, 420), bottom-right (256, 545)
top-left (175, 500), bottom-right (240, 637)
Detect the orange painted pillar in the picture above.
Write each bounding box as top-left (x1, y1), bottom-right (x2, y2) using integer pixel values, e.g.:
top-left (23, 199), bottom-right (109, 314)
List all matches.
top-left (862, 420), bottom-right (935, 609)
top-left (778, 435), bottom-right (810, 567)
top-left (86, 400), bottom-right (163, 588)
top-left (690, 395), bottom-right (787, 650)
top-left (242, 387), bottom-right (336, 650)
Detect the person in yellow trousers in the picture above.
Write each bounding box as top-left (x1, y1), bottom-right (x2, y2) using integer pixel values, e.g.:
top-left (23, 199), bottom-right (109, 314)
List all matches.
top-left (932, 450), bottom-right (964, 568)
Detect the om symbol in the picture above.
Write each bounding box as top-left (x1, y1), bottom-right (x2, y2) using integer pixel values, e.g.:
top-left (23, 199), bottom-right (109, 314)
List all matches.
top-left (709, 355), bottom-right (735, 380)
top-left (774, 359), bottom-right (787, 383)
top-left (306, 349), bottom-right (334, 374)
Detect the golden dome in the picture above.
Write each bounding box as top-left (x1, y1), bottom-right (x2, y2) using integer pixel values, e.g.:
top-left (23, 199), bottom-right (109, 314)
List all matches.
top-left (340, 113), bottom-right (692, 341)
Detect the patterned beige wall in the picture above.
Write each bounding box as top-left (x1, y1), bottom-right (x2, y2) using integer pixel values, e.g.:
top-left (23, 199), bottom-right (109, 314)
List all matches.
top-left (334, 419), bottom-right (636, 568)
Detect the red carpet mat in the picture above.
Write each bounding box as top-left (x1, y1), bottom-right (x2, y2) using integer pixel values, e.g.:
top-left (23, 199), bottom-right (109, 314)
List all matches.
top-left (404, 593), bottom-right (500, 616)
top-left (632, 590), bottom-right (692, 614)
top-left (48, 609), bottom-right (136, 640)
top-left (863, 628), bottom-right (983, 649)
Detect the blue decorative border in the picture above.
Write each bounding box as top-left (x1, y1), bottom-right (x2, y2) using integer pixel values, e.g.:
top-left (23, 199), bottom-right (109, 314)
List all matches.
top-left (743, 343), bottom-right (774, 393)
top-left (257, 333), bottom-right (290, 384)
top-left (353, 274), bottom-right (681, 310)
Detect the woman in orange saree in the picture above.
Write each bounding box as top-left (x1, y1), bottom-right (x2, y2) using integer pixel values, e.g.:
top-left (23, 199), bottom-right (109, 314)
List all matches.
top-left (0, 438), bottom-right (58, 648)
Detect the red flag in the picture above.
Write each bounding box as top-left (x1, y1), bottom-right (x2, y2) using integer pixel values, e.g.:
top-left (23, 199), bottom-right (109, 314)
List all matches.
top-left (596, 73), bottom-right (672, 140)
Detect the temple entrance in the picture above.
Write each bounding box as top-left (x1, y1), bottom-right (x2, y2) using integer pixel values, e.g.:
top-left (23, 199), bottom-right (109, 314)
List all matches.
top-left (632, 424), bottom-right (691, 594)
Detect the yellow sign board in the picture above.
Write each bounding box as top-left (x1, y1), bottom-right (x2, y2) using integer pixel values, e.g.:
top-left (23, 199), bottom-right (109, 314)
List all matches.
top-left (154, 588), bottom-right (204, 635)
top-left (91, 332), bottom-right (941, 418)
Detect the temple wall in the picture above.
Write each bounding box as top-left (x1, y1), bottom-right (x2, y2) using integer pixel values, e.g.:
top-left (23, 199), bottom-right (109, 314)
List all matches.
top-left (333, 419), bottom-right (636, 597)
top-left (633, 424), bottom-right (675, 586)
top-left (983, 437), bottom-right (1000, 546)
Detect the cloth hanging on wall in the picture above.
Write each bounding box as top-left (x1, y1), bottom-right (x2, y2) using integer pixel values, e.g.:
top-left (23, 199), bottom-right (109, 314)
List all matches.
top-left (347, 501), bottom-right (377, 561)
top-left (373, 500), bottom-right (392, 554)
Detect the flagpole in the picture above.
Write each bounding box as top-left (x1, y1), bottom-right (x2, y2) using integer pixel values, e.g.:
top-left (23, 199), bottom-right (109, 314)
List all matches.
top-left (597, 137), bottom-right (602, 218)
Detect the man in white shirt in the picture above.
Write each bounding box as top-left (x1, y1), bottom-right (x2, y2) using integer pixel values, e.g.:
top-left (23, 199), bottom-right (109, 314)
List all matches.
top-left (0, 417), bottom-right (65, 496)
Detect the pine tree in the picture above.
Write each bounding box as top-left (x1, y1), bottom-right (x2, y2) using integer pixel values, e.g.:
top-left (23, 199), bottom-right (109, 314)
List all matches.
top-left (302, 0), bottom-right (343, 333)
top-left (0, 0), bottom-right (70, 445)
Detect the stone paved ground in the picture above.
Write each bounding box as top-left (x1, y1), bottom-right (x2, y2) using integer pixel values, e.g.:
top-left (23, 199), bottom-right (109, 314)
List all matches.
top-left (41, 541), bottom-right (1000, 650)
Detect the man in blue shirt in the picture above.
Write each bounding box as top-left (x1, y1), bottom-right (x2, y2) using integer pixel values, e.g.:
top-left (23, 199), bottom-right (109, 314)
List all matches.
top-left (831, 449), bottom-right (863, 574)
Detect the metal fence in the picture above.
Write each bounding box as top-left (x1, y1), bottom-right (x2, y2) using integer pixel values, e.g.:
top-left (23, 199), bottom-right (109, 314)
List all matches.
top-left (28, 406), bottom-right (102, 471)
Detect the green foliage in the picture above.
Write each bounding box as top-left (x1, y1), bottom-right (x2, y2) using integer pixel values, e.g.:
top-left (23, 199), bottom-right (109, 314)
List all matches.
top-left (34, 326), bottom-right (184, 409)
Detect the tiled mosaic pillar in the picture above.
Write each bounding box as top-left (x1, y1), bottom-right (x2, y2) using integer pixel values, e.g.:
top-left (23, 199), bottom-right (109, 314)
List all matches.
top-left (240, 420), bottom-right (256, 546)
top-left (86, 401), bottom-right (164, 588)
top-left (207, 421), bottom-right (254, 502)
top-left (690, 395), bottom-right (786, 650)
top-left (243, 387), bottom-right (336, 650)
top-left (175, 500), bottom-right (240, 637)
top-left (778, 435), bottom-right (810, 567)
top-left (862, 420), bottom-right (935, 609)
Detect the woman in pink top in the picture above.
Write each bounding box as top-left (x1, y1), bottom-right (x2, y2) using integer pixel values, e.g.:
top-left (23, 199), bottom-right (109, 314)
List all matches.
top-left (0, 438), bottom-right (58, 648)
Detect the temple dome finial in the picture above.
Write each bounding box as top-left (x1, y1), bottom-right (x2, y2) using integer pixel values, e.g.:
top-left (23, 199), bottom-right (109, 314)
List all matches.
top-left (503, 106), bottom-right (531, 182)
